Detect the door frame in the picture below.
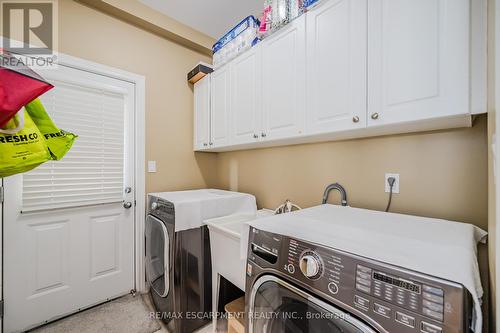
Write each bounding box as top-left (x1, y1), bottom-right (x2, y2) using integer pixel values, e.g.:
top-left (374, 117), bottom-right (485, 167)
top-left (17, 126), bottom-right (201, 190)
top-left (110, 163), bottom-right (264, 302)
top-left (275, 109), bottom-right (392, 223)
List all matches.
top-left (54, 53), bottom-right (147, 293)
top-left (0, 39), bottom-right (147, 294)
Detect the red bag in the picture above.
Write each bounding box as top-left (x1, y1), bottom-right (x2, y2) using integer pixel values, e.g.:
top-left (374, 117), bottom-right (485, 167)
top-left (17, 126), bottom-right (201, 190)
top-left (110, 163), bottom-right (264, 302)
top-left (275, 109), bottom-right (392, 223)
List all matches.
top-left (0, 50), bottom-right (53, 127)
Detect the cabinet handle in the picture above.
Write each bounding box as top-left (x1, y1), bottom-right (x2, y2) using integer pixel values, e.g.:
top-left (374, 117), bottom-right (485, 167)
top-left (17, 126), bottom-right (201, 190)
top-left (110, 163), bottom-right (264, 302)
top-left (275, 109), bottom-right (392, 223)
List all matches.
top-left (203, 143), bottom-right (208, 147)
top-left (261, 132), bottom-right (267, 138)
top-left (253, 134), bottom-right (259, 139)
top-left (371, 113), bottom-right (379, 120)
top-left (352, 116), bottom-right (360, 123)
top-left (209, 142), bottom-right (213, 146)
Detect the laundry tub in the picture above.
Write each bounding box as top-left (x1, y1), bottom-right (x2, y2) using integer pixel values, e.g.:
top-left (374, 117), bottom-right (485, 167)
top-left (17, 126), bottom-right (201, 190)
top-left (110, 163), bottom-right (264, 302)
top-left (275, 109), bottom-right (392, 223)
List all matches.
top-left (204, 210), bottom-right (274, 332)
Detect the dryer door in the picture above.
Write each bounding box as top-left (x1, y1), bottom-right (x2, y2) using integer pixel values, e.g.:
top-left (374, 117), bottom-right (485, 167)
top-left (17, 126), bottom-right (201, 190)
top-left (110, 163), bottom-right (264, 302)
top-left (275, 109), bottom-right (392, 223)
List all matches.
top-left (249, 275), bottom-right (376, 333)
top-left (145, 215), bottom-right (170, 297)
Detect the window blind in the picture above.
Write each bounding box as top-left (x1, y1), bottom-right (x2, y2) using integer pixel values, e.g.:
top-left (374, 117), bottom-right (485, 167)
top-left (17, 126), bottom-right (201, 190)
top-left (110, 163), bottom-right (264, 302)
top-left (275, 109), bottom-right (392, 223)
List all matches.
top-left (22, 81), bottom-right (126, 212)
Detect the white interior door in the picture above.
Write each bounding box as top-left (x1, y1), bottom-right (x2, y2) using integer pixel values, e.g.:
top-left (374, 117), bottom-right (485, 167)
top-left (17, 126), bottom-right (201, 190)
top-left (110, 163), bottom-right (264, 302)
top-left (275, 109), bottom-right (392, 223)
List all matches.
top-left (3, 65), bottom-right (136, 333)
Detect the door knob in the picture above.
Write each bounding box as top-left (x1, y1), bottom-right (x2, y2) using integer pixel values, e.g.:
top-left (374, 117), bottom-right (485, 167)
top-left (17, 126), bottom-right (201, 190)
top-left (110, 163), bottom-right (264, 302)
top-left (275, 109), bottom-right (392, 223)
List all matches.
top-left (352, 116), bottom-right (359, 123)
top-left (123, 202), bottom-right (133, 209)
top-left (371, 113), bottom-right (379, 120)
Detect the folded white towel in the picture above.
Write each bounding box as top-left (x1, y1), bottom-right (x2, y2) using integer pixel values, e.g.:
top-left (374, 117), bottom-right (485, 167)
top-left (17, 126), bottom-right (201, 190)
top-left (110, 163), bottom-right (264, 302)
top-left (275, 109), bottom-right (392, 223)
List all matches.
top-left (149, 189), bottom-right (257, 232)
top-left (246, 204), bottom-right (487, 332)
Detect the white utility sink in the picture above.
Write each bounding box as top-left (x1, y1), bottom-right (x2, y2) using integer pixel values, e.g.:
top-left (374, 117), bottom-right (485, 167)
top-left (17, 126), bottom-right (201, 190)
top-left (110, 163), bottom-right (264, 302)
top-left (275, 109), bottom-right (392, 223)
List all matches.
top-left (204, 209), bottom-right (274, 331)
top-left (204, 209), bottom-right (274, 290)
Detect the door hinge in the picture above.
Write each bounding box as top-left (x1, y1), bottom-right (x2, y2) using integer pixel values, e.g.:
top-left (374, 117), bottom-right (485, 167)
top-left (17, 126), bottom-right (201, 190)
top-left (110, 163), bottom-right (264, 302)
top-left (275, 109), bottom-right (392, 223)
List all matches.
top-left (0, 186), bottom-right (4, 204)
top-left (0, 300), bottom-right (4, 318)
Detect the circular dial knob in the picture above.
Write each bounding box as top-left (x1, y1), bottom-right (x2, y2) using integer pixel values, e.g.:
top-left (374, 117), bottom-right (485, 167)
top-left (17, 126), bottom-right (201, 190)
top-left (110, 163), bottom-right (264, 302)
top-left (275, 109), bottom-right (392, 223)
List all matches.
top-left (299, 251), bottom-right (323, 279)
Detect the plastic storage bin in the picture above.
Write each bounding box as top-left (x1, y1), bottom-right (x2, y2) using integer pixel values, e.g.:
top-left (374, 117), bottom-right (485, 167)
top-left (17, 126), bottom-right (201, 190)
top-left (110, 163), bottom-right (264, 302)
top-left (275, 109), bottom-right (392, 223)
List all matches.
top-left (304, 0), bottom-right (320, 7)
top-left (212, 16), bottom-right (259, 68)
top-left (262, 0), bottom-right (305, 32)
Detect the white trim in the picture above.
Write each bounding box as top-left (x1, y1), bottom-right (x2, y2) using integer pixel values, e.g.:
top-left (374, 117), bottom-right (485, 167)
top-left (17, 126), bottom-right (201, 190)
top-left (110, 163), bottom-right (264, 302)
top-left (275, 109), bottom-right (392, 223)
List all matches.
top-left (1, 38), bottom-right (147, 293)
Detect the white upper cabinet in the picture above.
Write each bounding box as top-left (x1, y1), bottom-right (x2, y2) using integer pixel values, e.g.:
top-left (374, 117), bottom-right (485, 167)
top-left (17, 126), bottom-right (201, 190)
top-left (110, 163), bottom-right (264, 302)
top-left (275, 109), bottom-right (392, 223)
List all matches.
top-left (261, 15), bottom-right (306, 140)
top-left (306, 0), bottom-right (367, 134)
top-left (210, 64), bottom-right (231, 147)
top-left (367, 0), bottom-right (471, 127)
top-left (193, 76), bottom-right (210, 150)
top-left (230, 47), bottom-right (262, 145)
top-left (194, 0), bottom-right (485, 152)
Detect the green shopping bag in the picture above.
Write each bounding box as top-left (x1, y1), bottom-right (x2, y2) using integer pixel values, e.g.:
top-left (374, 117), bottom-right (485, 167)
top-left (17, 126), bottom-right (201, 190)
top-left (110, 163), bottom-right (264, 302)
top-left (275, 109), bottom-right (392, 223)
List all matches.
top-left (24, 99), bottom-right (77, 160)
top-left (0, 109), bottom-right (51, 178)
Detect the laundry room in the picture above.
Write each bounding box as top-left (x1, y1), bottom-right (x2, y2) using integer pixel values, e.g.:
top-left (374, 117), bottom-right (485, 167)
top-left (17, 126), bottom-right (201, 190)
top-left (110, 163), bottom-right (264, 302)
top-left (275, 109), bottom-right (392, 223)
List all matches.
top-left (0, 0), bottom-right (496, 333)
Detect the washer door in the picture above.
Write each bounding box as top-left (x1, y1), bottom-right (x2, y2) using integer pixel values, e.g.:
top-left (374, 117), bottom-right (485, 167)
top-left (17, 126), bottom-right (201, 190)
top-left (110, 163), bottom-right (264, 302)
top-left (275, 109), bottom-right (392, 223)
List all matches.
top-left (249, 275), bottom-right (376, 333)
top-left (145, 215), bottom-right (170, 297)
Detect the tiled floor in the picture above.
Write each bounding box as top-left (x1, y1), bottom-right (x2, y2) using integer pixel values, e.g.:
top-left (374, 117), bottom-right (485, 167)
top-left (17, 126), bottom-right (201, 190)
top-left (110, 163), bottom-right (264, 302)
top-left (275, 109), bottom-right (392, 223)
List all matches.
top-left (30, 294), bottom-right (161, 333)
top-left (30, 293), bottom-right (215, 333)
top-left (141, 294), bottom-right (214, 333)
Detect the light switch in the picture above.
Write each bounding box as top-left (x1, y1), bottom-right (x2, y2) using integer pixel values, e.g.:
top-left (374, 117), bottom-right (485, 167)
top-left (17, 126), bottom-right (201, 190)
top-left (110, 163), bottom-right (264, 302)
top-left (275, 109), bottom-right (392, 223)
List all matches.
top-left (148, 161), bottom-right (157, 173)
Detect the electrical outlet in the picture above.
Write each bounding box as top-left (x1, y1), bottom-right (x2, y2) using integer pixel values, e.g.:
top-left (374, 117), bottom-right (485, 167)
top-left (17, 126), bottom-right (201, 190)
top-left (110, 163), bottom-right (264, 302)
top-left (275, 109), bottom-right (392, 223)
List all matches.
top-left (385, 173), bottom-right (400, 194)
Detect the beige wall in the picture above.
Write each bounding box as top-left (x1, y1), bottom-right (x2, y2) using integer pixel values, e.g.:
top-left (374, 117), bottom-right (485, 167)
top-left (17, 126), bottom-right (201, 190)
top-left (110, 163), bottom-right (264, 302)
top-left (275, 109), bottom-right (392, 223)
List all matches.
top-left (217, 117), bottom-right (488, 230)
top-left (58, 0), bottom-right (218, 193)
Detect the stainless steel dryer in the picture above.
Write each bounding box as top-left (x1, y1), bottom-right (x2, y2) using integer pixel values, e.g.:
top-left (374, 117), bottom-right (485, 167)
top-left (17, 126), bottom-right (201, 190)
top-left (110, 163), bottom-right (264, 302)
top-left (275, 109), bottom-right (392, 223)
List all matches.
top-left (245, 227), bottom-right (473, 333)
top-left (146, 195), bottom-right (212, 333)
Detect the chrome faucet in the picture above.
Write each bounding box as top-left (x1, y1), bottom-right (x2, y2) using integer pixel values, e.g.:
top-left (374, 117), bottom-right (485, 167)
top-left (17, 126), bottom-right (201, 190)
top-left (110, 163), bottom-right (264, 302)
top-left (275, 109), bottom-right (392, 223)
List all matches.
top-left (322, 183), bottom-right (348, 206)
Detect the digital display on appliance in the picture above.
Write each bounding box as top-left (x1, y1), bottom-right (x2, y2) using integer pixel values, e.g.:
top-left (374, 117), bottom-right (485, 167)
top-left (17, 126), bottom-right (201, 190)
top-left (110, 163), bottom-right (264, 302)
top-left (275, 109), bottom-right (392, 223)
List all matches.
top-left (373, 272), bottom-right (421, 294)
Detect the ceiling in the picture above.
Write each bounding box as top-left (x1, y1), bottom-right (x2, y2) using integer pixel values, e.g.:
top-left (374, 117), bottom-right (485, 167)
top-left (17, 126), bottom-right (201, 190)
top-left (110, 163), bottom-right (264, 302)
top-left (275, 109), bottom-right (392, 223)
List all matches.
top-left (139, 0), bottom-right (262, 40)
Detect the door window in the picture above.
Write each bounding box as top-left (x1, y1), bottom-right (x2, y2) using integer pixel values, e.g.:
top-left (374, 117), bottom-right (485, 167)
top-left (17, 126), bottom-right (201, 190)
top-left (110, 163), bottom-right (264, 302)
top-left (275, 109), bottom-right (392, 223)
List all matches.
top-left (250, 276), bottom-right (375, 333)
top-left (146, 215), bottom-right (170, 297)
top-left (22, 82), bottom-right (125, 212)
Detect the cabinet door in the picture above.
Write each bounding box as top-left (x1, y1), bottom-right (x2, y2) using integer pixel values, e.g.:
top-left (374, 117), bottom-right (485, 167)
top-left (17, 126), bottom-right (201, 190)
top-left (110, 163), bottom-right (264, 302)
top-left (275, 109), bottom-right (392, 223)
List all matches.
top-left (261, 15), bottom-right (306, 140)
top-left (306, 0), bottom-right (367, 134)
top-left (368, 0), bottom-right (470, 127)
top-left (211, 64), bottom-right (231, 147)
top-left (193, 76), bottom-right (210, 150)
top-left (230, 47), bottom-right (262, 145)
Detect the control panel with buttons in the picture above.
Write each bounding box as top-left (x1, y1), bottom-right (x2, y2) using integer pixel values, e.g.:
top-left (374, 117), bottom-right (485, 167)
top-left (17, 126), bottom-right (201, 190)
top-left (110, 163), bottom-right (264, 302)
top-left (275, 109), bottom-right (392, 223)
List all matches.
top-left (247, 229), bottom-right (472, 333)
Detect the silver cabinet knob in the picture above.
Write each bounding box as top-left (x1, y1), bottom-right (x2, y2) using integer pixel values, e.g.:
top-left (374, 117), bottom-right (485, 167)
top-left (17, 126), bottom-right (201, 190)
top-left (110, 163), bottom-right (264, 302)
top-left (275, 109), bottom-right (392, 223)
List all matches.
top-left (253, 134), bottom-right (259, 139)
top-left (261, 132), bottom-right (267, 138)
top-left (371, 113), bottom-right (379, 120)
top-left (352, 116), bottom-right (359, 123)
top-left (124, 187), bottom-right (132, 194)
top-left (123, 202), bottom-right (133, 209)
